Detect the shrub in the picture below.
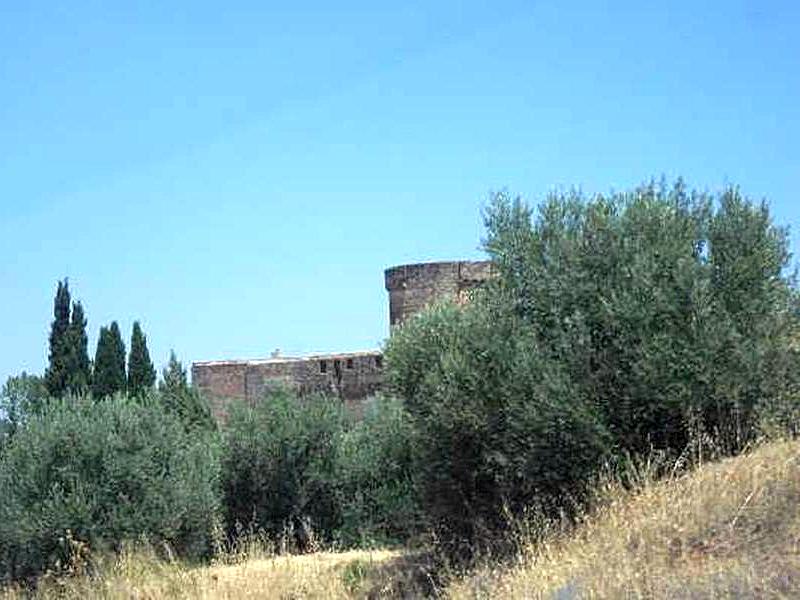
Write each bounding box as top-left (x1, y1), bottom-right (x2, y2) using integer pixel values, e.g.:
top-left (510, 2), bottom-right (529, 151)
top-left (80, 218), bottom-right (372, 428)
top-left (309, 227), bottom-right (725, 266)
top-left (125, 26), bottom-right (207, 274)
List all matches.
top-left (220, 389), bottom-right (347, 547)
top-left (482, 182), bottom-right (799, 455)
top-left (0, 394), bottom-right (221, 583)
top-left (385, 180), bottom-right (799, 560)
top-left (157, 351), bottom-right (216, 432)
top-left (0, 372), bottom-right (48, 439)
top-left (334, 395), bottom-right (421, 546)
top-left (385, 299), bottom-right (611, 560)
top-left (221, 390), bottom-right (422, 549)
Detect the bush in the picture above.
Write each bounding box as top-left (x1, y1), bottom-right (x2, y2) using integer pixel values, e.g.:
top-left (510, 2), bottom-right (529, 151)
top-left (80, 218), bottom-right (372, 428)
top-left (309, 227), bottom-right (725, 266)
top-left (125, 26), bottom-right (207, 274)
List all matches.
top-left (157, 351), bottom-right (216, 432)
top-left (385, 299), bottom-right (611, 560)
top-left (221, 390), bottom-right (421, 549)
top-left (221, 389), bottom-right (347, 547)
top-left (482, 182), bottom-right (799, 455)
top-left (0, 372), bottom-right (48, 440)
top-left (0, 394), bottom-right (221, 583)
top-left (385, 180), bottom-right (799, 560)
top-left (334, 395), bottom-right (421, 546)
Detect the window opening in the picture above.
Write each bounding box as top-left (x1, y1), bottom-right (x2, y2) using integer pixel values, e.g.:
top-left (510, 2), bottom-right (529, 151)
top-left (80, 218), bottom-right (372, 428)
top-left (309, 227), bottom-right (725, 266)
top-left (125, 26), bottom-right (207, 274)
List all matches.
top-left (334, 360), bottom-right (342, 386)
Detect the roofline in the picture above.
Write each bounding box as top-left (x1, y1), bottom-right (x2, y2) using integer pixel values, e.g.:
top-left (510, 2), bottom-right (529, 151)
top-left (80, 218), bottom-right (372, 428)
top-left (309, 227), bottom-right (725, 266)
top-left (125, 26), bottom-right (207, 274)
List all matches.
top-left (384, 259), bottom-right (490, 272)
top-left (192, 349), bottom-right (382, 368)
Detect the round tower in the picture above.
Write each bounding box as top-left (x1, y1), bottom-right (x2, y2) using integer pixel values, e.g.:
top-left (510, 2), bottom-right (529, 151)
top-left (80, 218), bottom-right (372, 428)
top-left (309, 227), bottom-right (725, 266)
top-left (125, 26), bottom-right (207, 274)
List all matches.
top-left (384, 260), bottom-right (493, 326)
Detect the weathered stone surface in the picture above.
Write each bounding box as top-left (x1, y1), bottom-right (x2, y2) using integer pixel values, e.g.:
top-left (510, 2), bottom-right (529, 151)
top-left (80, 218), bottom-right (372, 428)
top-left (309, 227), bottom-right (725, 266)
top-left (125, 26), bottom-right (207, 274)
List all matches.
top-left (192, 351), bottom-right (384, 420)
top-left (384, 260), bottom-right (493, 326)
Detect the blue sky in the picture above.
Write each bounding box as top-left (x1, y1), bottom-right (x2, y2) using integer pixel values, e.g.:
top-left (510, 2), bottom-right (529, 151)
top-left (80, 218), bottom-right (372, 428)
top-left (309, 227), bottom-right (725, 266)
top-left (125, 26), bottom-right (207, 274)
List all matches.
top-left (2, 1), bottom-right (798, 384)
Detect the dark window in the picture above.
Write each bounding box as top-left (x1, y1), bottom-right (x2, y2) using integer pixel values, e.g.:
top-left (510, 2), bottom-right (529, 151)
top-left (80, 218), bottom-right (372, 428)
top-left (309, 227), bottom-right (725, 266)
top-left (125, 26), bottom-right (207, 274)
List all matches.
top-left (334, 360), bottom-right (342, 383)
top-left (375, 355), bottom-right (383, 368)
top-left (320, 360), bottom-right (327, 374)
top-left (346, 358), bottom-right (354, 370)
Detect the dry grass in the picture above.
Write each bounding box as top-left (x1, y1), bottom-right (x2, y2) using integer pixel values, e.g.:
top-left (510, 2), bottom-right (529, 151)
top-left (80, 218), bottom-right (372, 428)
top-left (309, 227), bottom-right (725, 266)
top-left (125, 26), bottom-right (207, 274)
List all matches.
top-left (0, 547), bottom-right (403, 599)
top-left (448, 437), bottom-right (800, 599)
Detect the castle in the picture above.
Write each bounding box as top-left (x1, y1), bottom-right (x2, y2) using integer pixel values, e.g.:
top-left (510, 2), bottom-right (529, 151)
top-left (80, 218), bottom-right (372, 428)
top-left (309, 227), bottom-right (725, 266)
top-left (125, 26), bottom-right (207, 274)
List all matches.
top-left (192, 260), bottom-right (492, 418)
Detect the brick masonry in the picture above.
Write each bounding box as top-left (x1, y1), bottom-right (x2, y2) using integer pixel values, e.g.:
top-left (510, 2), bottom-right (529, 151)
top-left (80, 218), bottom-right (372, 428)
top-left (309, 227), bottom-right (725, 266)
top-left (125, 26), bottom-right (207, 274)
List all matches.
top-left (192, 260), bottom-right (492, 418)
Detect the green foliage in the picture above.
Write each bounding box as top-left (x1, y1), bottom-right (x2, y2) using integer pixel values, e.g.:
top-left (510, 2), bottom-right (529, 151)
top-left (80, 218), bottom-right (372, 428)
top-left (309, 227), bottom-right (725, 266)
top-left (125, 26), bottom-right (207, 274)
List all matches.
top-left (385, 300), bottom-right (610, 559)
top-left (44, 279), bottom-right (72, 397)
top-left (93, 322), bottom-right (126, 399)
top-left (159, 350), bottom-right (189, 393)
top-left (0, 394), bottom-right (221, 583)
top-left (44, 282), bottom-right (91, 397)
top-left (333, 395), bottom-right (421, 546)
top-left (385, 180), bottom-right (799, 560)
top-left (127, 322), bottom-right (156, 397)
top-left (92, 326), bottom-right (113, 398)
top-left (0, 373), bottom-right (48, 441)
top-left (109, 322), bottom-right (126, 385)
top-left (482, 182), bottom-right (798, 455)
top-left (221, 390), bottom-right (420, 548)
top-left (0, 421), bottom-right (10, 451)
top-left (158, 351), bottom-right (215, 431)
top-left (221, 390), bottom-right (347, 546)
top-left (66, 301), bottom-right (91, 394)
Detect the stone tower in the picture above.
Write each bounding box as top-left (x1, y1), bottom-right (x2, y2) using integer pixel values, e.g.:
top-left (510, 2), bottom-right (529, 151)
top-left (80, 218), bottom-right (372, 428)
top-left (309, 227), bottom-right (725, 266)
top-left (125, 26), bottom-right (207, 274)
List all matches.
top-left (384, 260), bottom-right (493, 326)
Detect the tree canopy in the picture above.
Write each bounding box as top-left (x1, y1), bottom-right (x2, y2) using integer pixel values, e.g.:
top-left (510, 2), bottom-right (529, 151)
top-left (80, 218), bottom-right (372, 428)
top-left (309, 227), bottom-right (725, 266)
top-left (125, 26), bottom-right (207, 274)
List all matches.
top-left (385, 180), bottom-right (800, 560)
top-left (66, 301), bottom-right (90, 394)
top-left (127, 321), bottom-right (156, 397)
top-left (43, 281), bottom-right (91, 397)
top-left (92, 322), bottom-right (126, 398)
top-left (158, 351), bottom-right (214, 430)
top-left (44, 280), bottom-right (72, 397)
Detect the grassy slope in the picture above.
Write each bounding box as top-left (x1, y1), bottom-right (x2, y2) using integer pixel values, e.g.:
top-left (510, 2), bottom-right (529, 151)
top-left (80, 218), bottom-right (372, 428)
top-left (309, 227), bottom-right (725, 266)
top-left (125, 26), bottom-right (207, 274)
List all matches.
top-left (4, 438), bottom-right (799, 599)
top-left (449, 438), bottom-right (800, 599)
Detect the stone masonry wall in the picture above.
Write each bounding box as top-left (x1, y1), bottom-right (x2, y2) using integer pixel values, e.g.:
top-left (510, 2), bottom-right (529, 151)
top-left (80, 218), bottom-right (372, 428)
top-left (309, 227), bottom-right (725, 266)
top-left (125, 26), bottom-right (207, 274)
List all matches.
top-left (384, 260), bottom-right (493, 326)
top-left (192, 351), bottom-right (384, 420)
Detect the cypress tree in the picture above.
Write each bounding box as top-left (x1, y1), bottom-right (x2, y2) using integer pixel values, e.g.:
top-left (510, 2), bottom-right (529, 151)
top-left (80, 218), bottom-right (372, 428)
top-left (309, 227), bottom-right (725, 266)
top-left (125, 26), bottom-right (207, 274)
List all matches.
top-left (92, 326), bottom-right (112, 398)
top-left (45, 279), bottom-right (71, 397)
top-left (66, 301), bottom-right (91, 394)
top-left (127, 321), bottom-right (156, 397)
top-left (93, 322), bottom-right (126, 398)
top-left (109, 321), bottom-right (127, 392)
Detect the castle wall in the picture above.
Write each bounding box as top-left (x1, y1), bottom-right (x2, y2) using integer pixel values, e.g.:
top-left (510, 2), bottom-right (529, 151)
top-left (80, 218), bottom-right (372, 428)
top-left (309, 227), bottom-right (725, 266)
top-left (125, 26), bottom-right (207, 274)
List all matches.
top-left (192, 351), bottom-right (384, 420)
top-left (384, 260), bottom-right (492, 326)
top-left (191, 361), bottom-right (248, 421)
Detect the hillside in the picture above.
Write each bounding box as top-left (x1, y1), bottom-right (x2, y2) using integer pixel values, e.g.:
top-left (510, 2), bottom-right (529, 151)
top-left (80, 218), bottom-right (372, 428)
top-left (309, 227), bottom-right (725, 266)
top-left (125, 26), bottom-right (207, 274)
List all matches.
top-left (449, 438), bottom-right (800, 599)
